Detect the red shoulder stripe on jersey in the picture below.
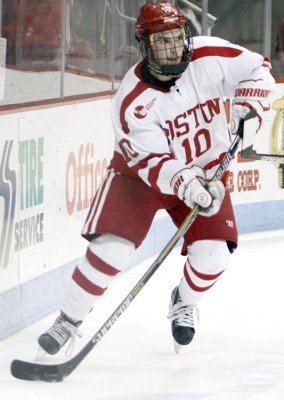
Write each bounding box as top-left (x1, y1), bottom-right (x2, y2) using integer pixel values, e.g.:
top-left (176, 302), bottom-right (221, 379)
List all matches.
top-left (120, 81), bottom-right (148, 134)
top-left (192, 46), bottom-right (243, 60)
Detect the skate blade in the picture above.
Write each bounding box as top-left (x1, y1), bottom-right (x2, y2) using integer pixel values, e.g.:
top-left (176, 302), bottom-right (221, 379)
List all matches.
top-left (173, 340), bottom-right (184, 354)
top-left (35, 346), bottom-right (51, 361)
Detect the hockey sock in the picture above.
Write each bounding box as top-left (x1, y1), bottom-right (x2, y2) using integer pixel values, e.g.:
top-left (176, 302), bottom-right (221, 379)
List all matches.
top-left (179, 239), bottom-right (231, 305)
top-left (61, 234), bottom-right (135, 321)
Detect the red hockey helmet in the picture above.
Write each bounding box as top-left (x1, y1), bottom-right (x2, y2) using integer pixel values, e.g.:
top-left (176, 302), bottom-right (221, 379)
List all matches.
top-left (135, 1), bottom-right (193, 76)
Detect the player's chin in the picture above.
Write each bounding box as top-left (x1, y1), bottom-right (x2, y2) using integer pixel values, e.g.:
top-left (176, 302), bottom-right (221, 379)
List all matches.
top-left (166, 58), bottom-right (181, 64)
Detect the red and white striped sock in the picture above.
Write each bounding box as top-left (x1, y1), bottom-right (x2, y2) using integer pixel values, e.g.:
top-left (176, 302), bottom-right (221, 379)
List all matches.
top-left (61, 234), bottom-right (135, 320)
top-left (179, 239), bottom-right (231, 305)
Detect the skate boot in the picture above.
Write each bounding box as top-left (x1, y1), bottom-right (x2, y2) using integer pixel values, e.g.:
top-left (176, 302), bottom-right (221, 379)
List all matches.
top-left (168, 286), bottom-right (199, 353)
top-left (38, 311), bottom-right (82, 355)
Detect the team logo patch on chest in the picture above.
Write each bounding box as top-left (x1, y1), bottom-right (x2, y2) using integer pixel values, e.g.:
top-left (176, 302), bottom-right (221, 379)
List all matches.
top-left (134, 97), bottom-right (157, 119)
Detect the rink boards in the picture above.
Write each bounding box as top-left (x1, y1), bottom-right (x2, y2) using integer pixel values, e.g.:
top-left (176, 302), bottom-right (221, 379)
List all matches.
top-left (0, 85), bottom-right (283, 340)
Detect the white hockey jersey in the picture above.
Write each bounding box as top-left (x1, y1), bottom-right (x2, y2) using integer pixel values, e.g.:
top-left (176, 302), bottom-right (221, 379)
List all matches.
top-left (110, 36), bottom-right (276, 195)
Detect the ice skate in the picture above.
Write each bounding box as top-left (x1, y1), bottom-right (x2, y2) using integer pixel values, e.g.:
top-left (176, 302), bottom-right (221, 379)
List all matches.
top-left (38, 311), bottom-right (82, 355)
top-left (168, 286), bottom-right (199, 353)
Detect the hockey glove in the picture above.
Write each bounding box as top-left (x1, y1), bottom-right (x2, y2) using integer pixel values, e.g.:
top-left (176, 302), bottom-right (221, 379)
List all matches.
top-left (231, 79), bottom-right (271, 134)
top-left (171, 167), bottom-right (225, 217)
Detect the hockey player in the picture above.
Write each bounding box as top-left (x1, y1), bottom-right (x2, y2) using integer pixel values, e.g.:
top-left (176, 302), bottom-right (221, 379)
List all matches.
top-left (38, 1), bottom-right (275, 354)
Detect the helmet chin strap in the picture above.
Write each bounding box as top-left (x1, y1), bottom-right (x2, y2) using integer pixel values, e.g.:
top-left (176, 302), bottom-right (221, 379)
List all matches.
top-left (147, 50), bottom-right (190, 78)
top-left (147, 62), bottom-right (187, 79)
top-left (160, 61), bottom-right (190, 76)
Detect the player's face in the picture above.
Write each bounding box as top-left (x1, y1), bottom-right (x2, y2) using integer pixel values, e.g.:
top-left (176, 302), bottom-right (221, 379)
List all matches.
top-left (149, 28), bottom-right (185, 68)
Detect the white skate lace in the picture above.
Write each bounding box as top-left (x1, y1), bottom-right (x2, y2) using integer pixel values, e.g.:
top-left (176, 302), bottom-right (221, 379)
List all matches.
top-left (65, 329), bottom-right (82, 358)
top-left (167, 299), bottom-right (200, 327)
top-left (47, 315), bottom-right (82, 357)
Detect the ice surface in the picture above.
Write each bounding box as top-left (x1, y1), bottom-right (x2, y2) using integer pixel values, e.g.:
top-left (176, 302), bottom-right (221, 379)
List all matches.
top-left (1, 230), bottom-right (284, 400)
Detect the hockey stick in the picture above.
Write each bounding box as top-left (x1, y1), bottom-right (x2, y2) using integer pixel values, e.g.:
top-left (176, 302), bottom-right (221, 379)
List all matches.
top-left (241, 145), bottom-right (284, 163)
top-left (10, 110), bottom-right (256, 382)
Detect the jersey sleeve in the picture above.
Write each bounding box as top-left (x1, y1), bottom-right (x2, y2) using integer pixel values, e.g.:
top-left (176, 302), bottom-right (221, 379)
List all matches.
top-left (192, 36), bottom-right (276, 98)
top-left (112, 86), bottom-right (186, 195)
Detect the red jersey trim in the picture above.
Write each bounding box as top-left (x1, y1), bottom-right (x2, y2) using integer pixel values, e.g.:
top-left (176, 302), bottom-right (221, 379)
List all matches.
top-left (131, 153), bottom-right (174, 192)
top-left (109, 151), bottom-right (138, 177)
top-left (192, 46), bottom-right (243, 60)
top-left (203, 151), bottom-right (230, 185)
top-left (134, 62), bottom-right (173, 92)
top-left (120, 80), bottom-right (148, 134)
top-left (147, 154), bottom-right (175, 192)
top-left (262, 56), bottom-right (272, 74)
top-left (204, 152), bottom-right (226, 171)
top-left (120, 63), bottom-right (172, 135)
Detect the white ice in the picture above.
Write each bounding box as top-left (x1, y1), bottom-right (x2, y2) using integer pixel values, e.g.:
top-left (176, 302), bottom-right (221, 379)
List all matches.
top-left (1, 230), bottom-right (284, 400)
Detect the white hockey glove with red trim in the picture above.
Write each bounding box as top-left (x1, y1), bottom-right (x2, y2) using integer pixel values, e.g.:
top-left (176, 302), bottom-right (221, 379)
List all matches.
top-left (231, 79), bottom-right (271, 134)
top-left (171, 167), bottom-right (225, 217)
